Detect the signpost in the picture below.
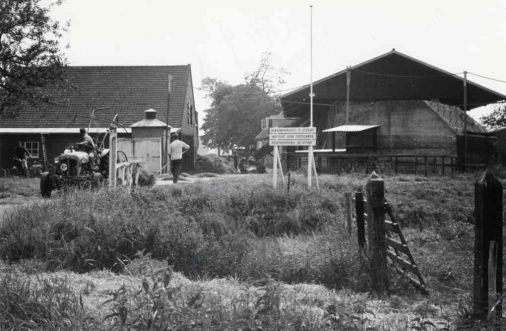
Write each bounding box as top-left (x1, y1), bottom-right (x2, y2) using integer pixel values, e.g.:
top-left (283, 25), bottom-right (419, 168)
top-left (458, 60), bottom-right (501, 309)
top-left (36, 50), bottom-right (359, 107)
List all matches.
top-left (269, 5), bottom-right (318, 190)
top-left (269, 127), bottom-right (318, 190)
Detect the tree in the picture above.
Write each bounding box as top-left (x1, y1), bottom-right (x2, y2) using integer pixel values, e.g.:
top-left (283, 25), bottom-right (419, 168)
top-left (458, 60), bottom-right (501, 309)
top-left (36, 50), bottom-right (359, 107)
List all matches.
top-left (201, 54), bottom-right (287, 152)
top-left (0, 0), bottom-right (68, 118)
top-left (481, 104), bottom-right (506, 129)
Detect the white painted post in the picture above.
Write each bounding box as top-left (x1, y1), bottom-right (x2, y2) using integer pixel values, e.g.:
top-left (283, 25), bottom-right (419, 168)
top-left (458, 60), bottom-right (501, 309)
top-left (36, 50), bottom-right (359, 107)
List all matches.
top-left (311, 150), bottom-right (320, 191)
top-left (277, 147), bottom-right (285, 187)
top-left (108, 127), bottom-right (117, 188)
top-left (134, 164), bottom-right (140, 186)
top-left (273, 145), bottom-right (279, 189)
top-left (308, 146), bottom-right (313, 188)
top-left (308, 5), bottom-right (314, 190)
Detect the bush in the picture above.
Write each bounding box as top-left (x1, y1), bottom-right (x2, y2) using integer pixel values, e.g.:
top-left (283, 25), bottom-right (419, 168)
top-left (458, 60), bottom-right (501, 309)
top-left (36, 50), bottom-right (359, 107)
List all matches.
top-left (195, 154), bottom-right (236, 174)
top-left (137, 169), bottom-right (156, 186)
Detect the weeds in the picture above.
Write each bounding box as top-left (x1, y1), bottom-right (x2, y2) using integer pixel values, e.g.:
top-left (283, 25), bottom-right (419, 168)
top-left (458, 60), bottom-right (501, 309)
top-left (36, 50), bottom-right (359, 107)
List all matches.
top-left (0, 173), bottom-right (488, 329)
top-left (0, 273), bottom-right (98, 330)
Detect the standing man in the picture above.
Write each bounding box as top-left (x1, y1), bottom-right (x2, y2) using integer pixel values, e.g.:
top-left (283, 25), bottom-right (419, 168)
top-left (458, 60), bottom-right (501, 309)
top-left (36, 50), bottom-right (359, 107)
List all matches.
top-left (232, 150), bottom-right (239, 172)
top-left (14, 141), bottom-right (30, 176)
top-left (168, 133), bottom-right (189, 184)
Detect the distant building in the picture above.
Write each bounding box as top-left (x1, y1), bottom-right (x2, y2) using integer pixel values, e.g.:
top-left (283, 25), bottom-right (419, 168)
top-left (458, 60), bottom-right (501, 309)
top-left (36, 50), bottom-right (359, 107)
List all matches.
top-left (281, 49), bottom-right (505, 169)
top-left (255, 113), bottom-right (300, 149)
top-left (254, 112), bottom-right (299, 165)
top-left (0, 65), bottom-right (199, 172)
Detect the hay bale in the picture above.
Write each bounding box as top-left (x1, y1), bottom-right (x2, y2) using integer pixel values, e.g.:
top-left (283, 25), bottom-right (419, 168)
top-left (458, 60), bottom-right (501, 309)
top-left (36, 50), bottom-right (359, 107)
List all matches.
top-left (195, 154), bottom-right (236, 174)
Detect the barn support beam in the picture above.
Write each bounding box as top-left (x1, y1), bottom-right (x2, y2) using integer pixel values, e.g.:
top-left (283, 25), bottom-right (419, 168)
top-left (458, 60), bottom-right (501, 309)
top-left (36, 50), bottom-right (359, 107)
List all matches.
top-left (346, 67), bottom-right (351, 124)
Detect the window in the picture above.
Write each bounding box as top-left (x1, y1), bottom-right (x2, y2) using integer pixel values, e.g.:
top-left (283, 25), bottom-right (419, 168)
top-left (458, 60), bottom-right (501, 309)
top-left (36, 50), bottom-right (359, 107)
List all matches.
top-left (24, 141), bottom-right (39, 158)
top-left (187, 103), bottom-right (193, 125)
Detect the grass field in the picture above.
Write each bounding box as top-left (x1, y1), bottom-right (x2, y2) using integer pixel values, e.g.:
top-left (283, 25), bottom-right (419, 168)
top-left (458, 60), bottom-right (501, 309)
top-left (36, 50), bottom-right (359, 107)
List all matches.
top-left (0, 172), bottom-right (503, 330)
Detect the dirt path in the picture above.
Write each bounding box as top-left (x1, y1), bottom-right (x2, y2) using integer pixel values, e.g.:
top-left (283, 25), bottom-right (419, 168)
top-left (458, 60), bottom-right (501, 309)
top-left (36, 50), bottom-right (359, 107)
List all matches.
top-left (155, 173), bottom-right (243, 186)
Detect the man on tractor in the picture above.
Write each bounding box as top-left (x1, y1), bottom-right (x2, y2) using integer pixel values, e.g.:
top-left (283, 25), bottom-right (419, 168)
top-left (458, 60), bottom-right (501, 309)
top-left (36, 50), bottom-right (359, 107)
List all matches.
top-left (79, 128), bottom-right (96, 151)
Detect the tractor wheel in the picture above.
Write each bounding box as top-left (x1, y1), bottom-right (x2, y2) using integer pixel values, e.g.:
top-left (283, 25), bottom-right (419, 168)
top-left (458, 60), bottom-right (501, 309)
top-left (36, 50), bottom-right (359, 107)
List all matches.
top-left (40, 172), bottom-right (53, 198)
top-left (91, 172), bottom-right (104, 188)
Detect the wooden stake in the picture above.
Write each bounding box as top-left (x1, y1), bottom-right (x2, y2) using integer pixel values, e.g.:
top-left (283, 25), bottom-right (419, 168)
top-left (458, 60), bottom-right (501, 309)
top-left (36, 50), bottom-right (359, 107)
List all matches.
top-left (366, 172), bottom-right (389, 294)
top-left (355, 191), bottom-right (365, 249)
top-left (287, 172), bottom-right (291, 194)
top-left (473, 170), bottom-right (503, 320)
top-left (344, 192), bottom-right (352, 236)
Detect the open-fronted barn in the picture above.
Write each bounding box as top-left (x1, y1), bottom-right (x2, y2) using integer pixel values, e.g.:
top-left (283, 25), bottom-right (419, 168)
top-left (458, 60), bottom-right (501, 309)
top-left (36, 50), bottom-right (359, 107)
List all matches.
top-left (280, 50), bottom-right (506, 171)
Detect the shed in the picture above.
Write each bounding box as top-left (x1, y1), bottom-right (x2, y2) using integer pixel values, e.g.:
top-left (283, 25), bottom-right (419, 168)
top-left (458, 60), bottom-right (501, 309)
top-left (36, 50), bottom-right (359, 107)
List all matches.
top-left (117, 109), bottom-right (180, 174)
top-left (322, 125), bottom-right (380, 152)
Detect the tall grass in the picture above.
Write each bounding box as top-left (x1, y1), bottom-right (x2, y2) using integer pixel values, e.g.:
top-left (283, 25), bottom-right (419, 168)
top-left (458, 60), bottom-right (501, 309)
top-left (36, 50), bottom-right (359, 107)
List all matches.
top-left (0, 176), bottom-right (352, 284)
top-left (0, 273), bottom-right (98, 330)
top-left (0, 174), bottom-right (479, 294)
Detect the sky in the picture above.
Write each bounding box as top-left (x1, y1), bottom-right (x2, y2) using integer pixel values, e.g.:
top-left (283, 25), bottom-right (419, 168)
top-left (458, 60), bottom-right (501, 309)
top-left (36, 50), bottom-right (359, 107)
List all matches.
top-left (50, 0), bottom-right (506, 124)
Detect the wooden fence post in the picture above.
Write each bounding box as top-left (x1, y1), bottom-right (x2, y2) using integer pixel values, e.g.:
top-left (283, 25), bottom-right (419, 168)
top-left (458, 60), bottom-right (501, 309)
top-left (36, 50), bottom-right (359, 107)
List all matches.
top-left (473, 170), bottom-right (503, 320)
top-left (355, 191), bottom-right (365, 249)
top-left (108, 125), bottom-right (117, 189)
top-left (366, 172), bottom-right (389, 294)
top-left (424, 156), bottom-right (428, 177)
top-left (287, 172), bottom-right (291, 194)
top-left (344, 192), bottom-right (352, 236)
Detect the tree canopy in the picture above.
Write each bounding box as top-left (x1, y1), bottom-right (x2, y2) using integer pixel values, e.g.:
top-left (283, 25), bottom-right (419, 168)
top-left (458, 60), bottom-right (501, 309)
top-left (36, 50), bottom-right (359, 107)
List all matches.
top-left (480, 104), bottom-right (506, 129)
top-left (201, 54), bottom-right (287, 152)
top-left (0, 0), bottom-right (68, 117)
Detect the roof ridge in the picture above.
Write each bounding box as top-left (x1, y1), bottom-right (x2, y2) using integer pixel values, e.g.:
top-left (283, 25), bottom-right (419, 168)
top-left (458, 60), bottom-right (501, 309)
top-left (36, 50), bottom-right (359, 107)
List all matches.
top-left (66, 65), bottom-right (190, 70)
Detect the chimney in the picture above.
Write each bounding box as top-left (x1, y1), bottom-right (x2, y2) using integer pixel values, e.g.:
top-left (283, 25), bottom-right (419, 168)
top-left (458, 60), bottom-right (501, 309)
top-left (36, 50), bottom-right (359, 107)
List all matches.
top-left (144, 108), bottom-right (157, 120)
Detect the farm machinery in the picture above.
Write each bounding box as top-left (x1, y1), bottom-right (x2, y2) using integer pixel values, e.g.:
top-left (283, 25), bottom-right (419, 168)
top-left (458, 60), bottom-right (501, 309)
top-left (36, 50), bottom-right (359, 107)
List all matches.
top-left (40, 114), bottom-right (142, 197)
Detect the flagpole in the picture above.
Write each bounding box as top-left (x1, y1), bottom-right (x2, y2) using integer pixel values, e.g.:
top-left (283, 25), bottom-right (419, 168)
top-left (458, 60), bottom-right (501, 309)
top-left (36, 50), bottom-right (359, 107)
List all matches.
top-left (308, 4), bottom-right (313, 189)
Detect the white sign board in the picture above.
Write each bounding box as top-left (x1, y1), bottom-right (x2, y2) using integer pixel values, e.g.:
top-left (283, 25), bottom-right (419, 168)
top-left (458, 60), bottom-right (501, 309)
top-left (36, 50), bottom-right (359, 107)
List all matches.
top-left (270, 127), bottom-right (316, 133)
top-left (269, 127), bottom-right (316, 146)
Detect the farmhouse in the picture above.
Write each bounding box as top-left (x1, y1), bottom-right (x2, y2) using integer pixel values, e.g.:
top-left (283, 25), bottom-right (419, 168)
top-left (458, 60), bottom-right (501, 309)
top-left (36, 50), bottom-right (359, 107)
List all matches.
top-left (280, 50), bottom-right (506, 170)
top-left (0, 65), bottom-right (199, 172)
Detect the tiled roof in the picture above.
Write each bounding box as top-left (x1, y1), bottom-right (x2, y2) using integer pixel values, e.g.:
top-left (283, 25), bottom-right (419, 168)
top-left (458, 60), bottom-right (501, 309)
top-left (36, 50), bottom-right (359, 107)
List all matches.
top-left (424, 101), bottom-right (487, 134)
top-left (255, 128), bottom-right (269, 141)
top-left (0, 65), bottom-right (190, 129)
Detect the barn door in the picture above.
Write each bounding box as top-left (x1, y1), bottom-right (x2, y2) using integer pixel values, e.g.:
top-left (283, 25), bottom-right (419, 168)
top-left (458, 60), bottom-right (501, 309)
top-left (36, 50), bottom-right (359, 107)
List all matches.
top-left (133, 138), bottom-right (161, 173)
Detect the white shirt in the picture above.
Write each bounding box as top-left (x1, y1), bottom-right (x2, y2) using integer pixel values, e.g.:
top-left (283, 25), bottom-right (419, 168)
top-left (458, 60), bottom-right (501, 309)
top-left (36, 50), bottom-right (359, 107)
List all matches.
top-left (83, 133), bottom-right (95, 148)
top-left (169, 139), bottom-right (190, 160)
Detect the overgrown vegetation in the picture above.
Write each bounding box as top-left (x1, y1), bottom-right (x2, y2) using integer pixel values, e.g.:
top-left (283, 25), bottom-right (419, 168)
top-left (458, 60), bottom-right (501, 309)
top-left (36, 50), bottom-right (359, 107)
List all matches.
top-left (0, 177), bottom-right (39, 200)
top-left (195, 153), bottom-right (236, 174)
top-left (0, 172), bottom-right (500, 329)
top-left (0, 273), bottom-right (98, 330)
